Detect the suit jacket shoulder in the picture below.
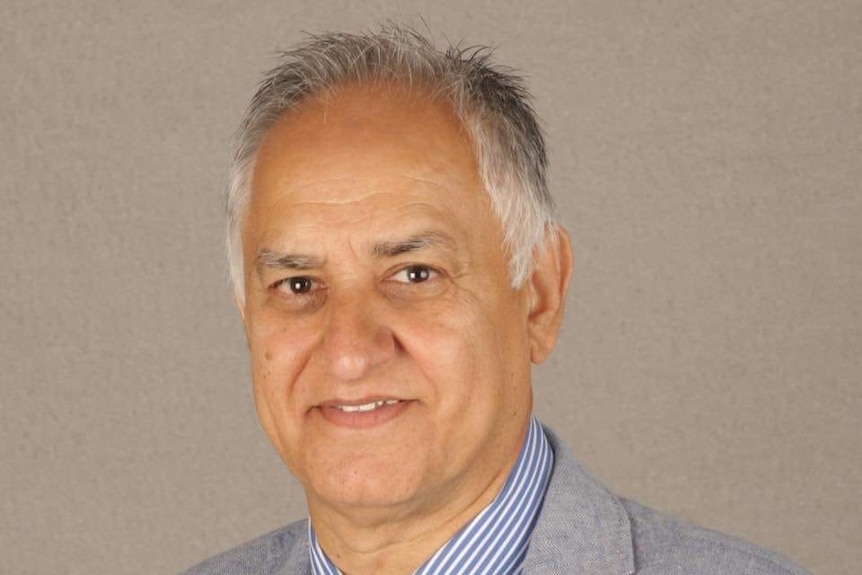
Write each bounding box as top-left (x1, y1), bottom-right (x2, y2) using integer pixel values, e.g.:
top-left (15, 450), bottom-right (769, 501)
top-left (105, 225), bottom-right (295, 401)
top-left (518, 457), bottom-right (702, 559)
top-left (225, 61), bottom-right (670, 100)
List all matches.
top-left (524, 426), bottom-right (810, 575)
top-left (179, 520), bottom-right (309, 575)
top-left (621, 498), bottom-right (808, 575)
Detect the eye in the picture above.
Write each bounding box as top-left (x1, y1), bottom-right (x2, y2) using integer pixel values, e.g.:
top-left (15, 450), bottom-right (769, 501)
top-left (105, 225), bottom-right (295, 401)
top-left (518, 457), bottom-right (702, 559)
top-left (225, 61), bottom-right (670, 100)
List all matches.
top-left (391, 265), bottom-right (437, 284)
top-left (274, 276), bottom-right (317, 295)
top-left (270, 275), bottom-right (327, 312)
top-left (288, 277), bottom-right (312, 294)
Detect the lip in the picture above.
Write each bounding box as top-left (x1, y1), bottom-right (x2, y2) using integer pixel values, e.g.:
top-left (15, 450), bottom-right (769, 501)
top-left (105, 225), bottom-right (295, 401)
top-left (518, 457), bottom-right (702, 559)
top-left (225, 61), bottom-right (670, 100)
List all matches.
top-left (316, 397), bottom-right (413, 429)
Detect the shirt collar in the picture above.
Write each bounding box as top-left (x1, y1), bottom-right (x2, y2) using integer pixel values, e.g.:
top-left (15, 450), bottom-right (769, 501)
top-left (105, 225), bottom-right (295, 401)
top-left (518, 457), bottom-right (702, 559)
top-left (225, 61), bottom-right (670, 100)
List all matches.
top-left (309, 415), bottom-right (553, 575)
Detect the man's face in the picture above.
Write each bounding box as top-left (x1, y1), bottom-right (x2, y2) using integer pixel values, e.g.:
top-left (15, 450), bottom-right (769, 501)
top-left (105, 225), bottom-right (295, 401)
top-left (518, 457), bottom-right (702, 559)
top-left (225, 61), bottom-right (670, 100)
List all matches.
top-left (239, 84), bottom-right (537, 520)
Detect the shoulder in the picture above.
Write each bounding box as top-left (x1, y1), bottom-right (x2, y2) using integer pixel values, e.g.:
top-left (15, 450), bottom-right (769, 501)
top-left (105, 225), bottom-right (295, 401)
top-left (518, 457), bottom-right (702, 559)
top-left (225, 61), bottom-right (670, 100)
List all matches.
top-left (533, 425), bottom-right (811, 575)
top-left (621, 499), bottom-right (810, 575)
top-left (179, 519), bottom-right (309, 575)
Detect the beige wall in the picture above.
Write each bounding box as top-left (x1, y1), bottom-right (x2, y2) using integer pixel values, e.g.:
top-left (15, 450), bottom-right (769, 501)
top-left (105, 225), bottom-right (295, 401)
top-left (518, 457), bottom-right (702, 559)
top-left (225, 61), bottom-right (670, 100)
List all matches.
top-left (2, 1), bottom-right (859, 573)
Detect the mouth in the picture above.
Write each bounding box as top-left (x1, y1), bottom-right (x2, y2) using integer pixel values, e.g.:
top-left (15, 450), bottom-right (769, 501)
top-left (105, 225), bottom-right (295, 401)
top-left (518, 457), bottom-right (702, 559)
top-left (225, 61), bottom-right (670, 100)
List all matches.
top-left (316, 398), bottom-right (411, 428)
top-left (331, 399), bottom-right (401, 413)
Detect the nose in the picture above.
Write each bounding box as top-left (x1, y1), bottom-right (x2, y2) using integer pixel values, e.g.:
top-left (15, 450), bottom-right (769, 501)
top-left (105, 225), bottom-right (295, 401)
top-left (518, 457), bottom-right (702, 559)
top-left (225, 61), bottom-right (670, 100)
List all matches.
top-left (319, 292), bottom-right (396, 381)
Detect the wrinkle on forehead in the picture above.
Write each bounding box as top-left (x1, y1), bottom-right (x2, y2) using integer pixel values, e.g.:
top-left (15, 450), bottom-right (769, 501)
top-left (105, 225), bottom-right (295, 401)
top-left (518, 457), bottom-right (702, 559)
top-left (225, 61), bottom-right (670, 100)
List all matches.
top-left (247, 180), bottom-right (496, 273)
top-left (254, 170), bottom-right (481, 205)
top-left (253, 177), bottom-right (475, 226)
top-left (257, 208), bottom-right (469, 254)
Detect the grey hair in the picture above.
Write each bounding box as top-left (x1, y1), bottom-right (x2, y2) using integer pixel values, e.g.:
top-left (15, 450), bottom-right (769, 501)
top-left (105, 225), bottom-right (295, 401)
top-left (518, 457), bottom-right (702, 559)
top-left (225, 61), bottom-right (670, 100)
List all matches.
top-left (227, 24), bottom-right (558, 299)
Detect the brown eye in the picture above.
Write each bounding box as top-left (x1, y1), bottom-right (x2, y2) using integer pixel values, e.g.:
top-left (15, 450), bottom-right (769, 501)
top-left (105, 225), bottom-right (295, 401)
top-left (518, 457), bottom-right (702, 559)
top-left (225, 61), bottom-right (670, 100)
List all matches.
top-left (390, 265), bottom-right (437, 284)
top-left (384, 264), bottom-right (445, 299)
top-left (287, 277), bottom-right (313, 294)
top-left (405, 265), bottom-right (431, 282)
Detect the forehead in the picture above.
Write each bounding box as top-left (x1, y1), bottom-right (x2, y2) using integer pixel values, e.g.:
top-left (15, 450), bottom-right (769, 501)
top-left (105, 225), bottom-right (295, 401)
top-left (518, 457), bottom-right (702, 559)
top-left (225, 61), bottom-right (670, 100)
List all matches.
top-left (253, 83), bottom-right (479, 193)
top-left (246, 83), bottom-right (499, 246)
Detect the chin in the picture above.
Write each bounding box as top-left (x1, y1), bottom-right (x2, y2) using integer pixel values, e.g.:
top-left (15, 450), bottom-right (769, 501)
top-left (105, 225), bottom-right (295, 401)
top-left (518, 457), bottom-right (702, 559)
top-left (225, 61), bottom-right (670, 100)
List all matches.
top-left (303, 455), bottom-right (432, 513)
top-left (313, 476), bottom-right (421, 512)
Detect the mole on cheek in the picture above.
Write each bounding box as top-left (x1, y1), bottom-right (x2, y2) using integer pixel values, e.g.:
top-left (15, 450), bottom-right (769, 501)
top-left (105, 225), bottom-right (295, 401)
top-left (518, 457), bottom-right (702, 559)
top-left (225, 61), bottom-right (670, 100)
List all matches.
top-left (264, 350), bottom-right (273, 361)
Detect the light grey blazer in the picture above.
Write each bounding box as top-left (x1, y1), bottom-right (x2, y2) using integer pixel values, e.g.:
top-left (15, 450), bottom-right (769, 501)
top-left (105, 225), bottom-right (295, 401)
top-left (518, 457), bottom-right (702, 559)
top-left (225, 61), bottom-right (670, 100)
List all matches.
top-left (181, 427), bottom-right (810, 574)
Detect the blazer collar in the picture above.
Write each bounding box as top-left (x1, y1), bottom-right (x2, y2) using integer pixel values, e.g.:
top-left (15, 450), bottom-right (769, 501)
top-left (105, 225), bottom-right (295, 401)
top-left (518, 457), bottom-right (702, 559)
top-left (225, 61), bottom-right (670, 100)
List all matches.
top-left (523, 426), bottom-right (635, 575)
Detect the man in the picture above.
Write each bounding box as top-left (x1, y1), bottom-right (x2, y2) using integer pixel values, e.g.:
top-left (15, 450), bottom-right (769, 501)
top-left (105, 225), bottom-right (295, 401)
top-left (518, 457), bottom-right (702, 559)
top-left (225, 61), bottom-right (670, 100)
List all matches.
top-left (184, 25), bottom-right (809, 575)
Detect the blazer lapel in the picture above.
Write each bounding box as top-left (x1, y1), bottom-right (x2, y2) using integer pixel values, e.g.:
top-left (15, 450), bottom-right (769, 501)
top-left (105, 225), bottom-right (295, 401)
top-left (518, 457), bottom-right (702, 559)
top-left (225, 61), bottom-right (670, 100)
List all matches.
top-left (523, 427), bottom-right (635, 575)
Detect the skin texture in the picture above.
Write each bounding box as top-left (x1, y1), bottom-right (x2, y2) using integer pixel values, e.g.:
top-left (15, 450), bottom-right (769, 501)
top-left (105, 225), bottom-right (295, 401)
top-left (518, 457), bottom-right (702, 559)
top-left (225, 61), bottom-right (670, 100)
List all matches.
top-left (238, 83), bottom-right (573, 575)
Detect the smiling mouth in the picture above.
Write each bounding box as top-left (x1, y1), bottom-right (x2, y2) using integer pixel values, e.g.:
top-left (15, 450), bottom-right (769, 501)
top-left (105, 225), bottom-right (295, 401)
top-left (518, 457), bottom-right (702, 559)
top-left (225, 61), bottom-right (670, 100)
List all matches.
top-left (333, 399), bottom-right (401, 413)
top-left (318, 398), bottom-right (410, 428)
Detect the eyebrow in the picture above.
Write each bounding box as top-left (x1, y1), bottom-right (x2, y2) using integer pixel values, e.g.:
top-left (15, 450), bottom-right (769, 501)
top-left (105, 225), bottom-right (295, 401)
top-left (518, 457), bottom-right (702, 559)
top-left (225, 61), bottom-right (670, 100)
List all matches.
top-left (256, 231), bottom-right (456, 274)
top-left (371, 232), bottom-right (455, 258)
top-left (257, 250), bottom-right (324, 271)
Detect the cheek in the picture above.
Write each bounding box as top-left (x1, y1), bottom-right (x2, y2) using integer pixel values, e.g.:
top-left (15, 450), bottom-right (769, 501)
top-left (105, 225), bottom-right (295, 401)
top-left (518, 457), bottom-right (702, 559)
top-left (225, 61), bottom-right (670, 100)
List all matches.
top-left (247, 314), bottom-right (324, 469)
top-left (247, 312), bottom-right (320, 411)
top-left (394, 296), bottom-right (507, 406)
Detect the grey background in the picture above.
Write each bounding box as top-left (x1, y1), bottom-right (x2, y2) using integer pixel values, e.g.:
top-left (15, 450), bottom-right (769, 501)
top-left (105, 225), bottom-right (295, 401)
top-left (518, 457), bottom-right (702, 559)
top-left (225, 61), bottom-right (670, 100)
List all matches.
top-left (2, 1), bottom-right (859, 574)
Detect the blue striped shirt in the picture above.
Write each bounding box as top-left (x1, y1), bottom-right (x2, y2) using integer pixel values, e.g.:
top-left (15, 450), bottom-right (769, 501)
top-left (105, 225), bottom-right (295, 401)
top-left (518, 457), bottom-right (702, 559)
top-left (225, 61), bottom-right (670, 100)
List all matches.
top-left (309, 416), bottom-right (553, 575)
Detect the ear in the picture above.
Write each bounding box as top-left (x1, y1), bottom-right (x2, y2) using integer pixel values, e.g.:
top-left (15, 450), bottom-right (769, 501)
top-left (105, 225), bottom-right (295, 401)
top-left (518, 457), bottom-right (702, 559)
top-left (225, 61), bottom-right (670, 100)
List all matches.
top-left (234, 292), bottom-right (247, 321)
top-left (234, 292), bottom-right (251, 338)
top-left (526, 226), bottom-right (573, 364)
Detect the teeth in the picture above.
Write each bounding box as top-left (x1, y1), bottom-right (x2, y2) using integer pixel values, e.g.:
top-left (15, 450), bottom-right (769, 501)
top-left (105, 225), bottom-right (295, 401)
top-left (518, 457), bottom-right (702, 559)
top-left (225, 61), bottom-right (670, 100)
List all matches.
top-left (337, 400), bottom-right (399, 413)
